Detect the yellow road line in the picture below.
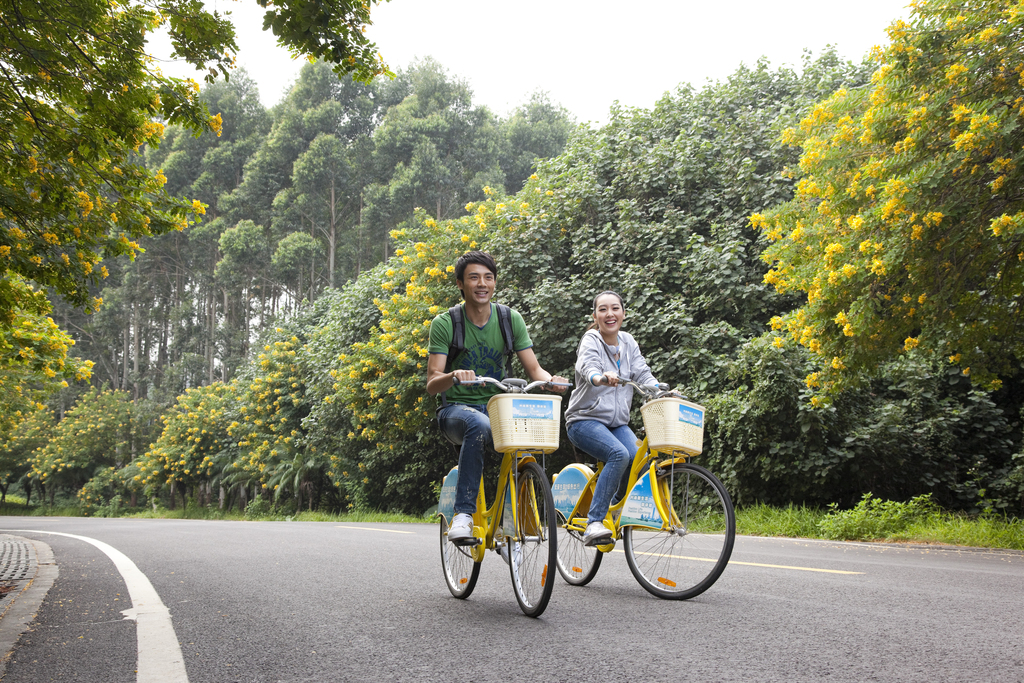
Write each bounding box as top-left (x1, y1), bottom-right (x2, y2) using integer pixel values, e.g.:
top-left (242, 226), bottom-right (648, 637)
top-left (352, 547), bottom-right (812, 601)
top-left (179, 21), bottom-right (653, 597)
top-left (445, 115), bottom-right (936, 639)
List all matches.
top-left (335, 526), bottom-right (415, 534)
top-left (614, 549), bottom-right (864, 575)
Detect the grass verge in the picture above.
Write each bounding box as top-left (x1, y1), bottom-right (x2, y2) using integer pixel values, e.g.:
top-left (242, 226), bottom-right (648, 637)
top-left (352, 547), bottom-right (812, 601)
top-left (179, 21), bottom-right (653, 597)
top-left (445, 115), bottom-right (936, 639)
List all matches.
top-left (4, 494), bottom-right (1022, 550)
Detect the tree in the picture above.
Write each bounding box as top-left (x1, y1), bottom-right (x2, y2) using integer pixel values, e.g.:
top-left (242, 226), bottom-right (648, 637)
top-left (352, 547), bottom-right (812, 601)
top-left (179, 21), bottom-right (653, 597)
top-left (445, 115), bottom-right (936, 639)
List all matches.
top-left (0, 276), bottom-right (93, 433)
top-left (1, 0), bottom-right (391, 408)
top-left (498, 92), bottom-right (575, 192)
top-left (0, 0), bottom-right (230, 320)
top-left (289, 133), bottom-right (355, 287)
top-left (754, 0), bottom-right (1024, 393)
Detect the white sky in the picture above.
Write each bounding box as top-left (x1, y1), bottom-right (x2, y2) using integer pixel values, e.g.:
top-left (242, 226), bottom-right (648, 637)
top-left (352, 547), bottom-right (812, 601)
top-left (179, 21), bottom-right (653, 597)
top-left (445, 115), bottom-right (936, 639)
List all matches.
top-left (150, 0), bottom-right (912, 124)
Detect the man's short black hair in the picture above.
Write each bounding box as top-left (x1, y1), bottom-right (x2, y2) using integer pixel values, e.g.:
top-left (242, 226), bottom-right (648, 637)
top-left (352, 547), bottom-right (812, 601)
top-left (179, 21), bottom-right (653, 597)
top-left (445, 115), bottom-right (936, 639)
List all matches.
top-left (454, 251), bottom-right (498, 283)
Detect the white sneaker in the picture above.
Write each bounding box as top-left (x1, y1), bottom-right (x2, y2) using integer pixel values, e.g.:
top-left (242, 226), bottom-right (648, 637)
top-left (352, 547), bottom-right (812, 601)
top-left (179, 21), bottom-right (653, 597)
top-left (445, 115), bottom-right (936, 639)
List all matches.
top-left (582, 521), bottom-right (612, 546)
top-left (448, 513), bottom-right (474, 544)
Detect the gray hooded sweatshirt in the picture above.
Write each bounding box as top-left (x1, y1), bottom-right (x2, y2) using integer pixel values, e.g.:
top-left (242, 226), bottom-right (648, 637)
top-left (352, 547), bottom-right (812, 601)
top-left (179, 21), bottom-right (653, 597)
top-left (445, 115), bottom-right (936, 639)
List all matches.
top-left (564, 329), bottom-right (657, 428)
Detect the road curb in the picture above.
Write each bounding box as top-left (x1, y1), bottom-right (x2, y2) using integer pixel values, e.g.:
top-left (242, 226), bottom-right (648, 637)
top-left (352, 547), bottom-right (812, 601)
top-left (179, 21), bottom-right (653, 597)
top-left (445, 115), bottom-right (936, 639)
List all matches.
top-left (0, 534), bottom-right (57, 678)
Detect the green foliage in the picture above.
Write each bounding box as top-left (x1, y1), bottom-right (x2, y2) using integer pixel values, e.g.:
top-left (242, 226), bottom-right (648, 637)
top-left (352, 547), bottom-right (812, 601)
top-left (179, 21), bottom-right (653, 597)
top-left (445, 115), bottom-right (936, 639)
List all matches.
top-left (77, 466), bottom-right (127, 516)
top-left (255, 0), bottom-right (393, 83)
top-left (243, 496), bottom-right (272, 520)
top-left (735, 502), bottom-right (829, 539)
top-left (0, 405), bottom-right (54, 496)
top-left (137, 381), bottom-right (240, 497)
top-left (29, 387), bottom-right (134, 492)
top-left (705, 335), bottom-right (1020, 510)
top-left (818, 493), bottom-right (939, 541)
top-left (755, 0), bottom-right (1024, 392)
top-left (0, 276), bottom-right (95, 432)
top-left (0, 0), bottom-right (220, 319)
top-left (489, 51), bottom-right (873, 399)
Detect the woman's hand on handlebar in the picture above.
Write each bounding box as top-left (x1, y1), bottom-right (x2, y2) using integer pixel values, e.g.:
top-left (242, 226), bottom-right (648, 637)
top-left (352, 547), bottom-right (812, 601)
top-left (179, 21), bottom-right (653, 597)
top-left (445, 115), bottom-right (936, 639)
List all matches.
top-left (593, 371), bottom-right (620, 387)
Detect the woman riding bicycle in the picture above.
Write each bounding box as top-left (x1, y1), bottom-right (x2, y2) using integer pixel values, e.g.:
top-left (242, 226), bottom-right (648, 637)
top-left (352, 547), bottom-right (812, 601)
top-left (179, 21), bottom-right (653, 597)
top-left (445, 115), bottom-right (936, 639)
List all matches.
top-left (564, 290), bottom-right (667, 546)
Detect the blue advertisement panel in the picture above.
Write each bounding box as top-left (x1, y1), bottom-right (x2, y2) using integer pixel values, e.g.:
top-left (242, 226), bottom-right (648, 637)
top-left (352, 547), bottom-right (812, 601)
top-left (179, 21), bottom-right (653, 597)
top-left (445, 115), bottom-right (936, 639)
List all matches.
top-left (438, 467), bottom-right (459, 522)
top-left (500, 482), bottom-right (517, 538)
top-left (551, 465), bottom-right (592, 518)
top-left (618, 471), bottom-right (663, 529)
top-left (512, 398), bottom-right (554, 420)
top-left (679, 403), bottom-right (704, 428)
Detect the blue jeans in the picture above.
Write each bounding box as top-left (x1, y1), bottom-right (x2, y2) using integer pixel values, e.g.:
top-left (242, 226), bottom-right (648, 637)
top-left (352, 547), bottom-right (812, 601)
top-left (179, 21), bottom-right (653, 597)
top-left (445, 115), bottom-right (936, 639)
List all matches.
top-left (437, 403), bottom-right (493, 515)
top-left (566, 420), bottom-right (637, 524)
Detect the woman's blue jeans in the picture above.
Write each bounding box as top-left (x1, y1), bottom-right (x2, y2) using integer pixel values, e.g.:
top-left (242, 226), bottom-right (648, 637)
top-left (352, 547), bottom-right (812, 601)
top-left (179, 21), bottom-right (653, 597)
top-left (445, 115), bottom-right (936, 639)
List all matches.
top-left (566, 420), bottom-right (637, 524)
top-left (437, 403), bottom-right (493, 516)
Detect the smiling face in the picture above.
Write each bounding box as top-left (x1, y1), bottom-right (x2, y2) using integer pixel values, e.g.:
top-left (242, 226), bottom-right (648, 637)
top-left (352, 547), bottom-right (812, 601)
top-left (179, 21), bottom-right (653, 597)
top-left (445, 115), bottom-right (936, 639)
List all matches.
top-left (457, 263), bottom-right (496, 305)
top-left (592, 292), bottom-right (624, 340)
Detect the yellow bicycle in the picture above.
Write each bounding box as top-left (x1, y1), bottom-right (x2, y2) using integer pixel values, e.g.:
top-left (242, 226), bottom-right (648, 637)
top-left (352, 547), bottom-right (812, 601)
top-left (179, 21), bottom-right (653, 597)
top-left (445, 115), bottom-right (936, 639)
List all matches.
top-left (552, 381), bottom-right (735, 600)
top-left (437, 377), bottom-right (569, 617)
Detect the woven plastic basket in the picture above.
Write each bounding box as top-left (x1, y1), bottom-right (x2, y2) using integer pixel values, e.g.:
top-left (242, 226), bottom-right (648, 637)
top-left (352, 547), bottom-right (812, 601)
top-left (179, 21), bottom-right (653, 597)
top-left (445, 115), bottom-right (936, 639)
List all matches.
top-left (640, 397), bottom-right (705, 456)
top-left (486, 394), bottom-right (562, 454)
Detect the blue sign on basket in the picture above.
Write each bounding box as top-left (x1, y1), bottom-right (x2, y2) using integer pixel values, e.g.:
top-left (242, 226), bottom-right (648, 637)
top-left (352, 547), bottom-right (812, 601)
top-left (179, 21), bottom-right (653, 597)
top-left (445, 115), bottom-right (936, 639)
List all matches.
top-left (512, 398), bottom-right (554, 420)
top-left (679, 403), bottom-right (704, 428)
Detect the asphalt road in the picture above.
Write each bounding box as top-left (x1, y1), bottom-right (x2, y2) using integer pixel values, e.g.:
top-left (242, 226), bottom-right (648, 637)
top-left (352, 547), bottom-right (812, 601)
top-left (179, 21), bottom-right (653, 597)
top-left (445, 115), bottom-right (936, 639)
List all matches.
top-left (1, 517), bottom-right (1022, 682)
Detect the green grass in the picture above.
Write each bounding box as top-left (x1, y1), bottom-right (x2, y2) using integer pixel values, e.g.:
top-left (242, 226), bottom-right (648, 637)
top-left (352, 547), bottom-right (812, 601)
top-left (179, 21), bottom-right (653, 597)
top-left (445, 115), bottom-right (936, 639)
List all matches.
top-left (736, 496), bottom-right (1024, 551)
top-left (5, 494), bottom-right (1022, 550)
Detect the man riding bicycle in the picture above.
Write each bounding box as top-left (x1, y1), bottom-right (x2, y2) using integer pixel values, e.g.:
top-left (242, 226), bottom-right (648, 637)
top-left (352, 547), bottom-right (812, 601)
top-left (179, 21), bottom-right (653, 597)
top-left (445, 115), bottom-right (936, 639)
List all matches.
top-left (426, 251), bottom-right (567, 544)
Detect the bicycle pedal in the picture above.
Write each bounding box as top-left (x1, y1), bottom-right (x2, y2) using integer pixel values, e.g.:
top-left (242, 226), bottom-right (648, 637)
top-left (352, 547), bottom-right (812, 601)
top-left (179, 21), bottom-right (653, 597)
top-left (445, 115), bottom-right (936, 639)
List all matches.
top-left (452, 536), bottom-right (482, 547)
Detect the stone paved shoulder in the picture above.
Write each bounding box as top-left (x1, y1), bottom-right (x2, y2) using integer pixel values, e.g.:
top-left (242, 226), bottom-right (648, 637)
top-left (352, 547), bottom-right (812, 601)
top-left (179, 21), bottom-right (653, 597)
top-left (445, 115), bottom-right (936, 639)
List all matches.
top-left (0, 534), bottom-right (57, 677)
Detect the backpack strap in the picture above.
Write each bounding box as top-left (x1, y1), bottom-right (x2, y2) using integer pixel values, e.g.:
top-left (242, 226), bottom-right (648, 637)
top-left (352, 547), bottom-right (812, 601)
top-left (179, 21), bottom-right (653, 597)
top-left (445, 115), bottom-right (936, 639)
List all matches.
top-left (439, 305), bottom-right (465, 409)
top-left (495, 304), bottom-right (515, 379)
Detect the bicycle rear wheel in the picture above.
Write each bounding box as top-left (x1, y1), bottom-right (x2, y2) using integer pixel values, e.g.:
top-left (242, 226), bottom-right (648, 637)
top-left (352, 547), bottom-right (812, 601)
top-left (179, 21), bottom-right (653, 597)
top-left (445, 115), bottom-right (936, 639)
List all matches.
top-left (623, 462), bottom-right (735, 600)
top-left (508, 461), bottom-right (557, 617)
top-left (440, 515), bottom-right (481, 599)
top-left (555, 511), bottom-right (602, 586)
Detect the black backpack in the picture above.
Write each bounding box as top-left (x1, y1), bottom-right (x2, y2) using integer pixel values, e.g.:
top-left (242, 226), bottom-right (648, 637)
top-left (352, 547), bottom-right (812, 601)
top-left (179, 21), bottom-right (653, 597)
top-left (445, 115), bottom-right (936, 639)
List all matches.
top-left (439, 303), bottom-right (515, 409)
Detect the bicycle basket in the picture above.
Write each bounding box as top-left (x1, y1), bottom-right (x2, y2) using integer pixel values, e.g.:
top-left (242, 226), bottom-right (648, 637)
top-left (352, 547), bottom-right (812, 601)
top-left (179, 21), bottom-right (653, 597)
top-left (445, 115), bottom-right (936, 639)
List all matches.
top-left (640, 397), bottom-right (705, 456)
top-left (486, 394), bottom-right (562, 454)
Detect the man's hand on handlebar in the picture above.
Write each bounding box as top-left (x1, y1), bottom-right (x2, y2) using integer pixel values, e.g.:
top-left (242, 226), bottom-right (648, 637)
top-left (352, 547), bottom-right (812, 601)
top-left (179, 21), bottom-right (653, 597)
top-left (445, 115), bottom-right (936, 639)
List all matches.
top-left (450, 369), bottom-right (477, 386)
top-left (545, 375), bottom-right (570, 393)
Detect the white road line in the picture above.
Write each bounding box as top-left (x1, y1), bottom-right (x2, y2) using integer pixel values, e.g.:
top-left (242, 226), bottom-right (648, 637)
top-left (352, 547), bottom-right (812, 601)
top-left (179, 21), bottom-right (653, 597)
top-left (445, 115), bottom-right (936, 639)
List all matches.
top-left (335, 525), bottom-right (415, 534)
top-left (12, 530), bottom-right (188, 683)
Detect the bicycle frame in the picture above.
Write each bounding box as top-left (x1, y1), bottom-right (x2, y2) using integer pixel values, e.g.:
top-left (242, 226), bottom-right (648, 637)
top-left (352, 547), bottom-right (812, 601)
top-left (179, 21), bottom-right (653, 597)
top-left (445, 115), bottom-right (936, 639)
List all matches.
top-left (438, 448), bottom-right (543, 561)
top-left (557, 436), bottom-right (689, 545)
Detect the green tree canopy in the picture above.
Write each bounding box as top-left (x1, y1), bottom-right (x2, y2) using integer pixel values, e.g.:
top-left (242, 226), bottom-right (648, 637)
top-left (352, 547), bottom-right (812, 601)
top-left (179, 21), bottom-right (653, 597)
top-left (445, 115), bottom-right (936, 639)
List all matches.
top-left (754, 0), bottom-right (1024, 393)
top-left (1, 0), bottom-right (389, 322)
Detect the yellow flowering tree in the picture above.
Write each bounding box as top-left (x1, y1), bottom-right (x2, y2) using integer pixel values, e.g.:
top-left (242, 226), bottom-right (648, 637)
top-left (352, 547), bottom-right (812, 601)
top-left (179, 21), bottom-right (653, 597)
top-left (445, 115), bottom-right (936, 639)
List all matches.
top-left (0, 276), bottom-right (93, 434)
top-left (229, 304), bottom-right (339, 511)
top-left (136, 381), bottom-right (240, 509)
top-left (755, 0), bottom-right (1024, 393)
top-left (28, 387), bottom-right (133, 504)
top-left (0, 406), bottom-right (54, 503)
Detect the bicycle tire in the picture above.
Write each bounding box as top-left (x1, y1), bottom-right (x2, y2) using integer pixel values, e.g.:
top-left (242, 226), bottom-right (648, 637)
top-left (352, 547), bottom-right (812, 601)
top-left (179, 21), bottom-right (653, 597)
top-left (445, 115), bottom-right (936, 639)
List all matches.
top-left (555, 510), bottom-right (603, 586)
top-left (440, 515), bottom-right (481, 599)
top-left (623, 462), bottom-right (735, 600)
top-left (508, 460), bottom-right (557, 617)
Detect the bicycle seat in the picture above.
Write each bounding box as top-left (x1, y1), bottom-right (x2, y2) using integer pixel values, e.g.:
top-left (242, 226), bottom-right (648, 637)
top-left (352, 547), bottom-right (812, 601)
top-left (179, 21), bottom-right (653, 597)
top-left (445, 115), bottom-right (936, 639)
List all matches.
top-left (504, 378), bottom-right (528, 388)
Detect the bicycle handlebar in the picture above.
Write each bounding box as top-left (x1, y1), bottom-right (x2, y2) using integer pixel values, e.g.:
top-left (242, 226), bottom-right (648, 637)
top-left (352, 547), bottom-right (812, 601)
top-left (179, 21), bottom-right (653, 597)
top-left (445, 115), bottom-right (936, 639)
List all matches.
top-left (452, 376), bottom-right (572, 393)
top-left (619, 378), bottom-right (687, 402)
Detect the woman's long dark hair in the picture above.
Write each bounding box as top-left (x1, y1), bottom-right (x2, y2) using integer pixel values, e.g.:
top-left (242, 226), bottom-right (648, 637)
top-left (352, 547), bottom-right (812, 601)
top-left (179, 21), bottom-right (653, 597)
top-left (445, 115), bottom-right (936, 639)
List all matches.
top-left (586, 290), bottom-right (625, 332)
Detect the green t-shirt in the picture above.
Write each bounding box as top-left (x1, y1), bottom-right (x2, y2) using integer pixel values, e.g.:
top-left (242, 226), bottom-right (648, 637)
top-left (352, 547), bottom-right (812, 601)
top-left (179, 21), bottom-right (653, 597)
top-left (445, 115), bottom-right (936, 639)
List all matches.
top-left (428, 303), bottom-right (532, 405)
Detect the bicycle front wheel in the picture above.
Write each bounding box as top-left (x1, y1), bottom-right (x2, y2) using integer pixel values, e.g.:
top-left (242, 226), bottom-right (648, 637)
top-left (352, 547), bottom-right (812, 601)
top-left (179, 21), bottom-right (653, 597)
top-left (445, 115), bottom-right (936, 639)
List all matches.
top-left (555, 511), bottom-right (602, 586)
top-left (623, 463), bottom-right (735, 600)
top-left (508, 461), bottom-right (557, 617)
top-left (440, 515), bottom-right (481, 599)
